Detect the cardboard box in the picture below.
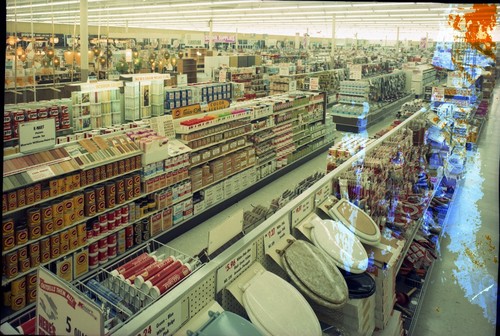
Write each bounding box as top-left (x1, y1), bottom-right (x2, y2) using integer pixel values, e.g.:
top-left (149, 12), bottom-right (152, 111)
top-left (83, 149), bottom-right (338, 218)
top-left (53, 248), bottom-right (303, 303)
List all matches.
top-left (231, 154), bottom-right (241, 171)
top-left (203, 173), bottom-right (214, 186)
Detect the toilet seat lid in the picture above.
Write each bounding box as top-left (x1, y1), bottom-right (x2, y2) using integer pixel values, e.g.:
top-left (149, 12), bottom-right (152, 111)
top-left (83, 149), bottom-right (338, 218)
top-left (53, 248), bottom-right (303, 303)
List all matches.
top-left (242, 270), bottom-right (322, 336)
top-left (194, 311), bottom-right (264, 336)
top-left (310, 218), bottom-right (368, 274)
top-left (282, 240), bottom-right (348, 309)
top-left (330, 198), bottom-right (381, 245)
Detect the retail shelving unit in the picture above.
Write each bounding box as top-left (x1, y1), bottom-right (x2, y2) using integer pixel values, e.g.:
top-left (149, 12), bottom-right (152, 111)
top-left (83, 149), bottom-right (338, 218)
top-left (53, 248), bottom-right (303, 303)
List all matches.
top-left (1, 90), bottom-right (334, 328)
top-left (5, 108), bottom-right (422, 336)
top-left (332, 71), bottom-right (412, 133)
top-left (407, 64), bottom-right (437, 96)
top-left (269, 68), bottom-right (348, 106)
top-left (177, 58), bottom-right (197, 84)
top-left (215, 66), bottom-right (269, 100)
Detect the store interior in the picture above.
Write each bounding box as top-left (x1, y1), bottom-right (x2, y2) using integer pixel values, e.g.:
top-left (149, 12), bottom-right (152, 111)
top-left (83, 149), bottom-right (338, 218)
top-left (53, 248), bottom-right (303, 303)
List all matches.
top-left (3, 1), bottom-right (500, 335)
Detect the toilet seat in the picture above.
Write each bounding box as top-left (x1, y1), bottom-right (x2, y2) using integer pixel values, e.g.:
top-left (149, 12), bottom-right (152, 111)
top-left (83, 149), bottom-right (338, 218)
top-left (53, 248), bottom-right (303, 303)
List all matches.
top-left (328, 198), bottom-right (381, 246)
top-left (309, 218), bottom-right (368, 274)
top-left (241, 270), bottom-right (322, 336)
top-left (190, 311), bottom-right (264, 336)
top-left (281, 240), bottom-right (348, 309)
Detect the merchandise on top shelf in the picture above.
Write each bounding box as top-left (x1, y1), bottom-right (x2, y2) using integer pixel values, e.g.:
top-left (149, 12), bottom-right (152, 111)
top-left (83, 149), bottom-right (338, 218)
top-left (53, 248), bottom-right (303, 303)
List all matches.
top-left (71, 86), bottom-right (122, 131)
top-left (4, 99), bottom-right (72, 144)
top-left (164, 83), bottom-right (233, 113)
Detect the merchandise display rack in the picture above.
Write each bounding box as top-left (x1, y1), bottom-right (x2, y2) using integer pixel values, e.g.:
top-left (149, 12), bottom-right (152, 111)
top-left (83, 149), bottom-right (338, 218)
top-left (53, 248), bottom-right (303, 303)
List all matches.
top-left (2, 110), bottom-right (414, 334)
top-left (332, 71), bottom-right (411, 133)
top-left (102, 109), bottom-right (426, 336)
top-left (400, 178), bottom-right (461, 334)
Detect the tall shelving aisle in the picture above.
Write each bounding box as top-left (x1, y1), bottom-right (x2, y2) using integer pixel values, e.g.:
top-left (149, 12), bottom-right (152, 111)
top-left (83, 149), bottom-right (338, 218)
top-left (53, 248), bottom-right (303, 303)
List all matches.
top-left (413, 84), bottom-right (499, 336)
top-left (167, 110), bottom-right (398, 256)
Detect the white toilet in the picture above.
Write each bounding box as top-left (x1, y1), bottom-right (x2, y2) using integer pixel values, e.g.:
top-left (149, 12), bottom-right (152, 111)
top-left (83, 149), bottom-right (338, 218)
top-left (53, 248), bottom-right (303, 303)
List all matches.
top-left (241, 269), bottom-right (322, 336)
top-left (307, 217), bottom-right (369, 274)
top-left (326, 198), bottom-right (381, 246)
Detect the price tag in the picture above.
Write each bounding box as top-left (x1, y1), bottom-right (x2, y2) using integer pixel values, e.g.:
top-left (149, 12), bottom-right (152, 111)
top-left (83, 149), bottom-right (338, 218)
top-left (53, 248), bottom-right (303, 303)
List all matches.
top-left (143, 298), bottom-right (188, 336)
top-left (36, 268), bottom-right (103, 336)
top-left (216, 244), bottom-right (256, 293)
top-left (26, 166), bottom-right (56, 181)
top-left (315, 182), bottom-right (332, 205)
top-left (291, 195), bottom-right (314, 227)
top-left (19, 119), bottom-right (56, 153)
top-left (263, 215), bottom-right (290, 254)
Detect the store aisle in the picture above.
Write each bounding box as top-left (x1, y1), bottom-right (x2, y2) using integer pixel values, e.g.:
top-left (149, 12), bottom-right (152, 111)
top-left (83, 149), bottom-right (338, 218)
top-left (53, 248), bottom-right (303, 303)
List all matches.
top-left (168, 112), bottom-right (397, 257)
top-left (413, 86), bottom-right (500, 335)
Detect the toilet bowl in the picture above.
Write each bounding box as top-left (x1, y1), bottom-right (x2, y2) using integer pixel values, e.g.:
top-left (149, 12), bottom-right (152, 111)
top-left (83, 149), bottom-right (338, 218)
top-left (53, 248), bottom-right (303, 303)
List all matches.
top-left (307, 217), bottom-right (369, 274)
top-left (326, 198), bottom-right (381, 246)
top-left (241, 269), bottom-right (322, 336)
top-left (281, 239), bottom-right (349, 309)
top-left (187, 311), bottom-right (264, 336)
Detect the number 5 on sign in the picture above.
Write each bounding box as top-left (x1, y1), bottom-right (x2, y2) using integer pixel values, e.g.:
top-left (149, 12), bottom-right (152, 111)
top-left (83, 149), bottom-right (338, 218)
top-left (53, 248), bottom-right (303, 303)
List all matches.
top-left (36, 268), bottom-right (103, 336)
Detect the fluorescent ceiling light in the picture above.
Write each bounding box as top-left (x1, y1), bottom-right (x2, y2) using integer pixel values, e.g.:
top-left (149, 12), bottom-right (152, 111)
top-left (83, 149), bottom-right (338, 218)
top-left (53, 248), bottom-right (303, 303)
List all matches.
top-left (7, 0), bottom-right (78, 10)
top-left (351, 2), bottom-right (419, 7)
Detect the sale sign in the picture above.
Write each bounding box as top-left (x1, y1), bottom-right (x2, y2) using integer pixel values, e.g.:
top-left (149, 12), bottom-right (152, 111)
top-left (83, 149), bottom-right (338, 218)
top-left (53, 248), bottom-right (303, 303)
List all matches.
top-left (37, 268), bottom-right (103, 335)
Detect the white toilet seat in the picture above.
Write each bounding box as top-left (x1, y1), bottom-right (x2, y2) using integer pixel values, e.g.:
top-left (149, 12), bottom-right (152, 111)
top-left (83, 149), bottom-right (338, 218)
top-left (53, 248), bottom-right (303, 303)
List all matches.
top-left (328, 198), bottom-right (381, 246)
top-left (309, 218), bottom-right (368, 274)
top-left (241, 270), bottom-right (322, 336)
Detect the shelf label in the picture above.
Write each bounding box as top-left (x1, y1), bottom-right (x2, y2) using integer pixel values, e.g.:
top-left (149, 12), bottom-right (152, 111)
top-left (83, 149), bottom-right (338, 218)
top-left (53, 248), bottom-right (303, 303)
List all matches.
top-left (291, 195), bottom-right (315, 227)
top-left (315, 182), bottom-right (332, 205)
top-left (19, 119), bottom-right (56, 154)
top-left (144, 299), bottom-right (188, 336)
top-left (263, 215), bottom-right (290, 254)
top-left (216, 243), bottom-right (256, 293)
top-left (36, 268), bottom-right (103, 336)
top-left (26, 165), bottom-right (56, 181)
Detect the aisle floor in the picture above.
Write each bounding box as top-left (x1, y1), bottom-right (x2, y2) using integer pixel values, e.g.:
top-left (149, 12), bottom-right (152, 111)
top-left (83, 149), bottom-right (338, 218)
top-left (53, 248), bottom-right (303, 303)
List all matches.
top-left (413, 87), bottom-right (499, 335)
top-left (168, 92), bottom-right (499, 335)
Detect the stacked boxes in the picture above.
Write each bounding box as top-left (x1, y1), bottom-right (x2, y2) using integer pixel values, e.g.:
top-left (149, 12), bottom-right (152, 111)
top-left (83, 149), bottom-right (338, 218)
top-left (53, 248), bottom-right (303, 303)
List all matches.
top-left (373, 310), bottom-right (403, 336)
top-left (164, 87), bottom-right (194, 110)
top-left (315, 295), bottom-right (376, 336)
top-left (365, 237), bottom-right (404, 330)
top-left (200, 83), bottom-right (232, 102)
top-left (190, 147), bottom-right (255, 192)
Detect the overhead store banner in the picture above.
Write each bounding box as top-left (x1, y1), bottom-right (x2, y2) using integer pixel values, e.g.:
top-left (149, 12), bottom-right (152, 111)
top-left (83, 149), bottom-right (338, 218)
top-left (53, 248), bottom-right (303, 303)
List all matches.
top-left (205, 35), bottom-right (236, 43)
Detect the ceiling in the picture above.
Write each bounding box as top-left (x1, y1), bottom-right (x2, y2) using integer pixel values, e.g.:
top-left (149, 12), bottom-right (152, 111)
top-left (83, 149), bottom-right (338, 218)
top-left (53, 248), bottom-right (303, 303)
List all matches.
top-left (6, 1), bottom-right (500, 40)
